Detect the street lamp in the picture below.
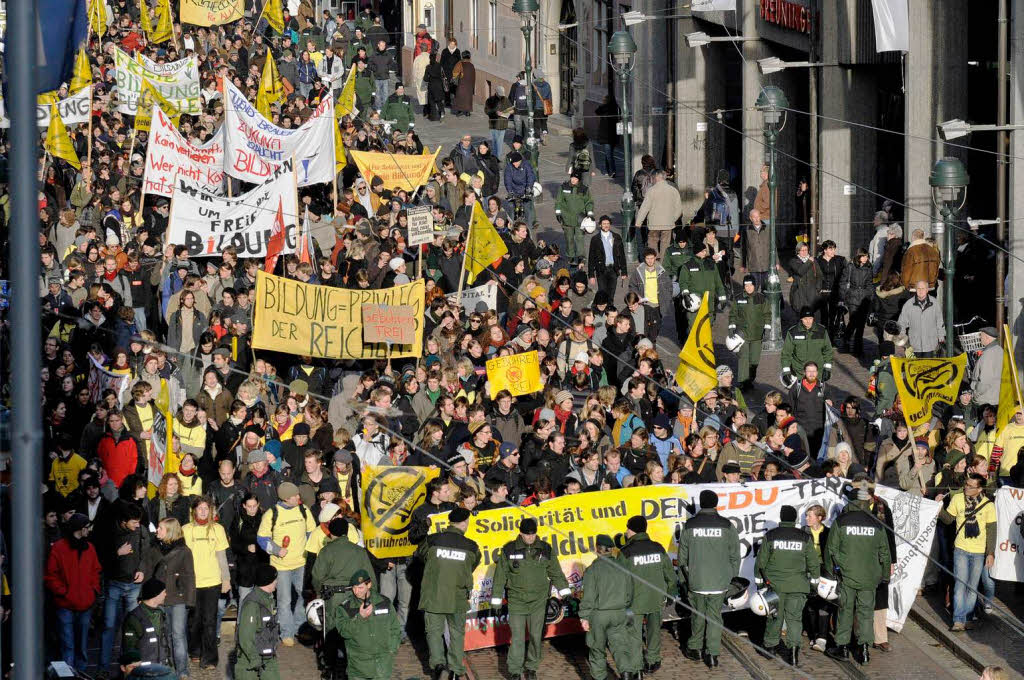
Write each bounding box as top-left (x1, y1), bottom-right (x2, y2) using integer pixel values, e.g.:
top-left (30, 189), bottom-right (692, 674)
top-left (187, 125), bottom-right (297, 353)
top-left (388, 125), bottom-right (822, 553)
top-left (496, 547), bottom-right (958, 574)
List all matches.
top-left (929, 157), bottom-right (970, 354)
top-left (756, 84), bottom-right (788, 352)
top-left (936, 118), bottom-right (1024, 141)
top-left (513, 0), bottom-right (541, 171)
top-left (609, 29), bottom-right (638, 262)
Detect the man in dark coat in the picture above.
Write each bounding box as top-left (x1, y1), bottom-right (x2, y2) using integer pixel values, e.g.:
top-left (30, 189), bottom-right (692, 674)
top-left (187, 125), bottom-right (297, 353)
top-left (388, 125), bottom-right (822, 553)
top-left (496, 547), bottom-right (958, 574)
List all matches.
top-left (452, 51), bottom-right (476, 117)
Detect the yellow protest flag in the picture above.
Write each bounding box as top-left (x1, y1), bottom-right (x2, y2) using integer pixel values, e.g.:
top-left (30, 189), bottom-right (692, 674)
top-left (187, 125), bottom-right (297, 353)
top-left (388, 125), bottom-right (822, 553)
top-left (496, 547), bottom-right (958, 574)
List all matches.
top-left (150, 0), bottom-right (173, 43)
top-left (262, 0), bottom-right (284, 34)
top-left (256, 54), bottom-right (285, 118)
top-left (336, 65), bottom-right (357, 118)
top-left (135, 82), bottom-right (180, 132)
top-left (139, 0), bottom-right (154, 36)
top-left (70, 47), bottom-right (92, 93)
top-left (997, 324), bottom-right (1023, 429)
top-left (45, 104), bottom-right (81, 170)
top-left (360, 465), bottom-right (440, 558)
top-left (349, 149), bottom-right (440, 193)
top-left (334, 121), bottom-right (347, 172)
top-left (465, 200), bottom-right (508, 284)
top-left (890, 354), bottom-right (967, 430)
top-left (89, 0), bottom-right (108, 37)
top-left (38, 91), bottom-right (60, 106)
top-left (674, 292), bottom-right (717, 402)
top-left (486, 350), bottom-right (541, 398)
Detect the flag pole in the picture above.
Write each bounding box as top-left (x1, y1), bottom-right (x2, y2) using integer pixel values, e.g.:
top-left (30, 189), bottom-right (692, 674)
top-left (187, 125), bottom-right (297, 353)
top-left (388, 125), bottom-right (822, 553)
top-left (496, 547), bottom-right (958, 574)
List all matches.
top-left (456, 212), bottom-right (470, 308)
top-left (1004, 323), bottom-right (1023, 411)
top-left (250, 0), bottom-right (267, 40)
top-left (85, 25), bottom-right (95, 173)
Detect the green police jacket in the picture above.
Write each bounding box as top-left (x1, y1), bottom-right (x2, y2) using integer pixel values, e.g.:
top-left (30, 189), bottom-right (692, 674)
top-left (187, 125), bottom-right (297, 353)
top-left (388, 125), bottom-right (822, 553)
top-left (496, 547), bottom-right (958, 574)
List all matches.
top-left (491, 536), bottom-right (571, 614)
top-left (311, 534), bottom-right (377, 629)
top-left (354, 72), bottom-right (374, 105)
top-left (728, 292), bottom-right (770, 341)
top-left (677, 256), bottom-right (725, 304)
top-left (554, 182), bottom-right (594, 228)
top-left (824, 502), bottom-right (891, 590)
top-left (122, 603), bottom-right (172, 666)
top-left (236, 588), bottom-right (280, 666)
top-left (780, 321), bottom-right (834, 374)
top-left (382, 94), bottom-right (415, 131)
top-left (336, 591), bottom-right (403, 679)
top-left (662, 244), bottom-right (692, 282)
top-left (754, 521), bottom-right (821, 593)
top-left (617, 532), bottom-right (677, 614)
top-left (677, 509), bottom-right (740, 593)
top-left (578, 554), bottom-right (633, 620)
top-left (415, 526), bottom-right (481, 614)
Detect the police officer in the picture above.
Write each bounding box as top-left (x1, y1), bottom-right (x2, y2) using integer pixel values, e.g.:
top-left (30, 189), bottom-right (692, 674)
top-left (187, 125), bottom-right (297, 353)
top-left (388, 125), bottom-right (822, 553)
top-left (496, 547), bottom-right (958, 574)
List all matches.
top-left (311, 516), bottom-right (378, 679)
top-left (677, 242), bottom-right (727, 325)
top-left (235, 564), bottom-right (281, 680)
top-left (335, 569), bottom-right (402, 680)
top-left (121, 579), bottom-right (173, 669)
top-left (780, 306), bottom-right (834, 388)
top-left (824, 483), bottom-right (892, 665)
top-left (753, 505), bottom-right (821, 667)
top-left (677, 490), bottom-right (740, 668)
top-left (415, 507), bottom-right (481, 680)
top-left (554, 169), bottom-right (595, 266)
top-left (490, 517), bottom-right (572, 680)
top-left (579, 534), bottom-right (641, 680)
top-left (728, 274), bottom-right (770, 391)
top-left (618, 516), bottom-right (677, 674)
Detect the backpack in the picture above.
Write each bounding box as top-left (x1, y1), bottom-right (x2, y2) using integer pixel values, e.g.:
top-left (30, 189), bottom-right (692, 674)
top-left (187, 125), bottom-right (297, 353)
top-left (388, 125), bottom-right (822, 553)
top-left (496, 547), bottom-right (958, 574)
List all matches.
top-left (573, 147), bottom-right (592, 173)
top-left (711, 184), bottom-right (731, 226)
top-left (269, 503), bottom-right (308, 533)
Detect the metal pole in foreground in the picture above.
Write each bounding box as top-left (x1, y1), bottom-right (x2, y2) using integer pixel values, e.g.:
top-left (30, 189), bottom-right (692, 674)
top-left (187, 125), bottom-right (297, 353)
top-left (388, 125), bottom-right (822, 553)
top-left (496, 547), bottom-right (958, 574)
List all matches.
top-left (756, 85), bottom-right (789, 353)
top-left (609, 30), bottom-right (638, 262)
top-left (942, 205), bottom-right (956, 356)
top-left (514, 0), bottom-right (541, 174)
top-left (8, 0), bottom-right (44, 676)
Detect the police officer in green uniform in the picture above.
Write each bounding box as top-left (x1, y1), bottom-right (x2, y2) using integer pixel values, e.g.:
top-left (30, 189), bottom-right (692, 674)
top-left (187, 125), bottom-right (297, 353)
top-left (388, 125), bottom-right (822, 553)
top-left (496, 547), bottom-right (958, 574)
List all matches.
top-left (677, 242), bottom-right (727, 325)
top-left (121, 579), bottom-right (173, 669)
top-left (579, 534), bottom-right (641, 680)
top-left (754, 505), bottom-right (821, 667)
top-left (335, 570), bottom-right (402, 680)
top-left (677, 490), bottom-right (740, 668)
top-left (381, 83), bottom-right (416, 132)
top-left (415, 507), bottom-right (481, 680)
top-left (728, 274), bottom-right (771, 391)
top-left (780, 306), bottom-right (834, 388)
top-left (662, 229), bottom-right (693, 342)
top-left (554, 170), bottom-right (595, 266)
top-left (824, 483), bottom-right (892, 665)
top-left (312, 517), bottom-right (378, 678)
top-left (617, 516), bottom-right (677, 674)
top-left (235, 564), bottom-right (282, 680)
top-left (490, 517), bottom-right (572, 680)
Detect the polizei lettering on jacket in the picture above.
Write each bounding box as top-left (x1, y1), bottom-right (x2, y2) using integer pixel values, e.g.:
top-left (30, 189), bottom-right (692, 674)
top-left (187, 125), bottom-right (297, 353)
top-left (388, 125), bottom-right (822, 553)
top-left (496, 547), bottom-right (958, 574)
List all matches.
top-left (633, 554), bottom-right (662, 565)
top-left (845, 526), bottom-right (875, 536)
top-left (436, 548), bottom-right (468, 560)
top-left (772, 540), bottom-right (804, 550)
top-left (692, 528), bottom-right (723, 538)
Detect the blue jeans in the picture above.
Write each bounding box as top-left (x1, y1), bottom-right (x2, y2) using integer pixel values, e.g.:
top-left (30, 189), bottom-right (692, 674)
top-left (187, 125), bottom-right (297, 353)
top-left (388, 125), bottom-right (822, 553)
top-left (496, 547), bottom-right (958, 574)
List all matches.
top-left (978, 559), bottom-right (995, 612)
top-left (491, 129), bottom-right (505, 157)
top-left (952, 548), bottom-right (985, 623)
top-left (56, 607), bottom-right (91, 670)
top-left (163, 602), bottom-right (189, 676)
top-left (276, 566), bottom-right (305, 639)
top-left (375, 78), bottom-right (390, 110)
top-left (598, 142), bottom-right (617, 175)
top-left (133, 306), bottom-right (147, 331)
top-left (100, 579), bottom-right (141, 669)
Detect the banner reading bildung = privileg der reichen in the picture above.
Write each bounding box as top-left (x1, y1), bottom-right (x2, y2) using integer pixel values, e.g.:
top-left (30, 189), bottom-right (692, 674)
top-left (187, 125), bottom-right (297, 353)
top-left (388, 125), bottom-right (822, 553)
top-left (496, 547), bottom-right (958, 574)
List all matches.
top-left (427, 479), bottom-right (940, 650)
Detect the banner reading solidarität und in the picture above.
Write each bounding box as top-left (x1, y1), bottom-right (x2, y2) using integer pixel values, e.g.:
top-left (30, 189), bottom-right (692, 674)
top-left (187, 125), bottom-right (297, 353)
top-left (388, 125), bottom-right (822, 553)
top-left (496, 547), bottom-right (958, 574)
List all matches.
top-left (252, 271), bottom-right (424, 359)
top-left (360, 465), bottom-right (440, 559)
top-left (426, 478), bottom-right (939, 649)
top-left (168, 160), bottom-right (299, 258)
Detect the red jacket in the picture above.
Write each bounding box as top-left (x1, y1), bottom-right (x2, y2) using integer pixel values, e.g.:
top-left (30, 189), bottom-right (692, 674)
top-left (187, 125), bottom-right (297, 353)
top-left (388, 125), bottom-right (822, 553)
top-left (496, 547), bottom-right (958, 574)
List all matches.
top-left (45, 538), bottom-right (102, 611)
top-left (413, 31), bottom-right (433, 57)
top-left (97, 428), bottom-right (142, 488)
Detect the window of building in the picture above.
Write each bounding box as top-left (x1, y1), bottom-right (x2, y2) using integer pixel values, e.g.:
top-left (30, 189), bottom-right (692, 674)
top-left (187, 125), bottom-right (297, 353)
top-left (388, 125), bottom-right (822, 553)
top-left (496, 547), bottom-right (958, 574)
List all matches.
top-left (593, 0), bottom-right (611, 84)
top-left (424, 2), bottom-right (434, 29)
top-left (472, 0), bottom-right (479, 49)
top-left (489, 0), bottom-right (497, 56)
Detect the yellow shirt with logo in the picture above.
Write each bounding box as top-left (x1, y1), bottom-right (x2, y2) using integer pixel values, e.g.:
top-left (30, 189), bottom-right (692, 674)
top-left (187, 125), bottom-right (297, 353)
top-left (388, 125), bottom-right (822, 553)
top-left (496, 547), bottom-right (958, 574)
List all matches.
top-left (258, 503), bottom-right (316, 571)
top-left (182, 522), bottom-right (229, 588)
top-left (176, 471), bottom-right (204, 497)
top-left (644, 267), bottom-right (659, 305)
top-left (996, 422), bottom-right (1024, 476)
top-left (946, 492), bottom-right (996, 554)
top-left (50, 453), bottom-right (88, 496)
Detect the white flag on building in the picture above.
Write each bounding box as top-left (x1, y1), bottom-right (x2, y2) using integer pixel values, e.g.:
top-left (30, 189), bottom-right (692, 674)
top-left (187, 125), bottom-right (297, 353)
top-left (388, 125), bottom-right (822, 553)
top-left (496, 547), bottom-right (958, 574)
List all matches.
top-left (691, 0), bottom-right (736, 10)
top-left (871, 0), bottom-right (910, 53)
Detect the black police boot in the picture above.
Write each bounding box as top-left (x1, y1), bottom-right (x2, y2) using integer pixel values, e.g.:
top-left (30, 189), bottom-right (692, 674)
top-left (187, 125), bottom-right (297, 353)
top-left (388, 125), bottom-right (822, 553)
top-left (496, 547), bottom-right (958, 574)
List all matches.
top-left (684, 648), bottom-right (702, 662)
top-left (704, 653), bottom-right (719, 668)
top-left (645, 661), bottom-right (661, 673)
top-left (825, 643), bottom-right (849, 661)
top-left (430, 665), bottom-right (446, 680)
top-left (786, 646), bottom-right (799, 667)
top-left (851, 643), bottom-right (869, 665)
top-left (510, 675), bottom-right (522, 680)
top-left (756, 643), bottom-right (776, 659)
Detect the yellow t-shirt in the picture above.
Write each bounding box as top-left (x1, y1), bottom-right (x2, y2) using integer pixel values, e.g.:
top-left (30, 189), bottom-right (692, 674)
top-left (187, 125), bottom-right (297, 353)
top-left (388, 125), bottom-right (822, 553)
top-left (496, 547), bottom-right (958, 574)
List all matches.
top-left (974, 429), bottom-right (997, 462)
top-left (644, 267), bottom-right (659, 305)
top-left (996, 422), bottom-right (1024, 476)
top-left (305, 524), bottom-right (332, 556)
top-left (947, 493), bottom-right (996, 554)
top-left (182, 521), bottom-right (229, 588)
top-left (50, 453), bottom-right (87, 496)
top-left (258, 503), bottom-right (316, 571)
top-left (177, 471), bottom-right (204, 497)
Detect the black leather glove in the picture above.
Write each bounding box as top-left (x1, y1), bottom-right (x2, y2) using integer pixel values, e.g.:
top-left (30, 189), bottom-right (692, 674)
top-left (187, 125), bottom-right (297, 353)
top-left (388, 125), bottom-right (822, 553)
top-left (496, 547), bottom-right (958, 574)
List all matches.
top-left (715, 299), bottom-right (727, 313)
top-left (821, 368), bottom-right (832, 382)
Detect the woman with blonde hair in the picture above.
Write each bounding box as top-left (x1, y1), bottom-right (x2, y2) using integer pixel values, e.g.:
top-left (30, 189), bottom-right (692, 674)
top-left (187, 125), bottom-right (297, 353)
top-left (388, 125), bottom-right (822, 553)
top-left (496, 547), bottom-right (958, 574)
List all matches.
top-left (182, 496), bottom-right (231, 670)
top-left (153, 517), bottom-right (195, 677)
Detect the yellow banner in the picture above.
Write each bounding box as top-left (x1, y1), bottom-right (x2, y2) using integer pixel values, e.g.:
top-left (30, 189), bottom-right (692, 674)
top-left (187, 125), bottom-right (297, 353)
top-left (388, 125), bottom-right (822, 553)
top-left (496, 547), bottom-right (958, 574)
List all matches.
top-left (252, 270), bottom-right (425, 359)
top-left (361, 465), bottom-right (440, 558)
top-left (486, 350), bottom-right (541, 398)
top-left (89, 0), bottom-right (108, 37)
top-left (150, 0), bottom-right (173, 43)
top-left (997, 324), bottom-right (1023, 428)
top-left (139, 0), bottom-right (154, 36)
top-left (891, 354), bottom-right (967, 430)
top-left (349, 148), bottom-right (441, 193)
top-left (70, 47), bottom-right (91, 93)
top-left (675, 292), bottom-right (717, 401)
top-left (337, 66), bottom-right (357, 118)
top-left (466, 200), bottom-right (508, 284)
top-left (256, 55), bottom-right (284, 118)
top-left (45, 104), bottom-right (81, 170)
top-left (263, 0), bottom-right (284, 33)
top-left (180, 0), bottom-right (244, 25)
top-left (135, 79), bottom-right (180, 132)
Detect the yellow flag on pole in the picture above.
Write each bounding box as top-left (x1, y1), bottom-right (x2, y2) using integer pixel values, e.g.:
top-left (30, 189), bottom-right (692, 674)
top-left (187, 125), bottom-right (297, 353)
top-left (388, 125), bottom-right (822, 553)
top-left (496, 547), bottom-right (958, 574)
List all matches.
top-left (465, 201), bottom-right (508, 284)
top-left (674, 292), bottom-right (718, 402)
top-left (150, 0), bottom-right (173, 43)
top-left (135, 82), bottom-right (181, 132)
top-left (889, 354), bottom-right (967, 430)
top-left (263, 0), bottom-right (284, 34)
top-left (45, 104), bottom-right (81, 170)
top-left (334, 120), bottom-right (347, 172)
top-left (997, 324), bottom-right (1023, 429)
top-left (70, 47), bottom-right (92, 93)
top-left (256, 54), bottom-right (285, 117)
top-left (139, 0), bottom-right (154, 37)
top-left (89, 0), bottom-right (108, 37)
top-left (336, 65), bottom-right (357, 118)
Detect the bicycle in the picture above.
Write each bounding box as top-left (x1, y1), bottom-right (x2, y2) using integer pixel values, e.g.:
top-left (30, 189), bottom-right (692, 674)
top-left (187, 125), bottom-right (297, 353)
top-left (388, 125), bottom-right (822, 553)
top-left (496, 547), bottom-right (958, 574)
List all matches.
top-left (953, 315), bottom-right (988, 371)
top-left (506, 193), bottom-right (532, 224)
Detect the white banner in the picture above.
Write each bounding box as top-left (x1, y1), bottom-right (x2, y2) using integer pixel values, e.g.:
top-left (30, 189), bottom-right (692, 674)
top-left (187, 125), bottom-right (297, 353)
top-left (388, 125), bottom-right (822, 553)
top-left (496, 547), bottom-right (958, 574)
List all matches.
top-left (992, 486), bottom-right (1024, 582)
top-left (143, 104), bottom-right (225, 197)
top-left (870, 0), bottom-right (910, 53)
top-left (114, 49), bottom-right (201, 115)
top-left (0, 86), bottom-right (92, 128)
top-left (222, 81), bottom-right (336, 186)
top-left (447, 283), bottom-right (498, 314)
top-left (168, 161), bottom-right (300, 258)
top-left (875, 486), bottom-right (941, 631)
top-left (136, 53), bottom-right (193, 75)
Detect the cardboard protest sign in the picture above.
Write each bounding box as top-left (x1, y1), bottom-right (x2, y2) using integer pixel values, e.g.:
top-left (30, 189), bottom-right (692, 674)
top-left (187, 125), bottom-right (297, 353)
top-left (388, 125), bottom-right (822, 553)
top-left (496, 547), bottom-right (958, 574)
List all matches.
top-left (252, 271), bottom-right (424, 359)
top-left (360, 465), bottom-right (440, 558)
top-left (362, 305), bottom-right (416, 344)
top-left (142, 104), bottom-right (224, 197)
top-left (446, 284), bottom-right (497, 315)
top-left (406, 206), bottom-right (435, 247)
top-left (486, 351), bottom-right (541, 397)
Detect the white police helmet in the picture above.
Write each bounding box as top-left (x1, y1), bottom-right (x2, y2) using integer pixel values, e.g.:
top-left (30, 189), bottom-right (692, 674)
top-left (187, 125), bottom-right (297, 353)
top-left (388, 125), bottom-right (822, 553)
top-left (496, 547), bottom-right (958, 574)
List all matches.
top-left (305, 598), bottom-right (327, 630)
top-left (725, 333), bottom-right (745, 353)
top-left (749, 587), bottom-right (780, 617)
top-left (580, 217), bottom-right (596, 233)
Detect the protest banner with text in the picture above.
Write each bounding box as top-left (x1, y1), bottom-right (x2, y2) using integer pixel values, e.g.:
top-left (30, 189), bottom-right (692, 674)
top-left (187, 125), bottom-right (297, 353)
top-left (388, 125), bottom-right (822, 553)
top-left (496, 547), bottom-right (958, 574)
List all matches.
top-left (486, 351), bottom-right (541, 398)
top-left (362, 305), bottom-right (416, 344)
top-left (0, 86), bottom-right (91, 128)
top-left (114, 49), bottom-right (200, 115)
top-left (349, 148), bottom-right (441, 192)
top-left (446, 284), bottom-right (497, 315)
top-left (179, 0), bottom-right (244, 25)
top-left (143, 105), bottom-right (225, 197)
